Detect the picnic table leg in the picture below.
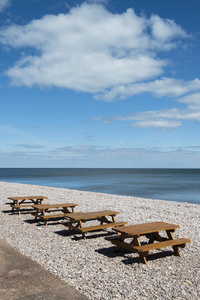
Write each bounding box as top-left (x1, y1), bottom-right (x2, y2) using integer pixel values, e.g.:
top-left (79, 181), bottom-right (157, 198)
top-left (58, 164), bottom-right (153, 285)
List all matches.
top-left (14, 207), bottom-right (20, 215)
top-left (43, 209), bottom-right (50, 226)
top-left (131, 235), bottom-right (148, 265)
top-left (12, 201), bottom-right (19, 214)
top-left (67, 220), bottom-right (73, 232)
top-left (12, 200), bottom-right (16, 212)
top-left (166, 230), bottom-right (181, 257)
top-left (139, 252), bottom-right (148, 265)
top-left (114, 232), bottom-right (126, 253)
top-left (111, 215), bottom-right (124, 235)
top-left (112, 215), bottom-right (116, 223)
top-left (16, 201), bottom-right (20, 215)
top-left (79, 221), bottom-right (86, 240)
top-left (35, 211), bottom-right (38, 221)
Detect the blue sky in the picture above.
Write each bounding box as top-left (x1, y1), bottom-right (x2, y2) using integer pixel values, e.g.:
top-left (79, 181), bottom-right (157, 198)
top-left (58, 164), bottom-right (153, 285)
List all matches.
top-left (0, 0), bottom-right (200, 168)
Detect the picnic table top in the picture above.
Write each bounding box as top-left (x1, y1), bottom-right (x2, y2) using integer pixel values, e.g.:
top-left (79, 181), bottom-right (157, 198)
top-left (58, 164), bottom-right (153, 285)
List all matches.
top-left (33, 203), bottom-right (78, 210)
top-left (8, 196), bottom-right (48, 201)
top-left (114, 222), bottom-right (180, 236)
top-left (64, 210), bottom-right (119, 221)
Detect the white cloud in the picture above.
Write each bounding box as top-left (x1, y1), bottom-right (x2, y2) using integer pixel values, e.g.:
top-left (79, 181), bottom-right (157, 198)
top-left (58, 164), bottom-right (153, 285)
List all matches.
top-left (0, 0), bottom-right (10, 12)
top-left (150, 15), bottom-right (188, 42)
top-left (0, 2), bottom-right (189, 95)
top-left (97, 77), bottom-right (200, 101)
top-left (131, 119), bottom-right (182, 130)
top-left (92, 93), bottom-right (200, 130)
top-left (178, 93), bottom-right (200, 109)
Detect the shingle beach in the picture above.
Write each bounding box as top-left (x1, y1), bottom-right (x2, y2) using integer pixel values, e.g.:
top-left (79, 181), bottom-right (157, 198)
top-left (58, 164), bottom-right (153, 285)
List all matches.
top-left (0, 181), bottom-right (199, 300)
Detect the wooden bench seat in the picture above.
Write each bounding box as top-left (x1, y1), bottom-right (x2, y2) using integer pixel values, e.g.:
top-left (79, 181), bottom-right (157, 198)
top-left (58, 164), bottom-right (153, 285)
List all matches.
top-left (107, 237), bottom-right (190, 264)
top-left (73, 221), bottom-right (127, 233)
top-left (11, 204), bottom-right (35, 215)
top-left (40, 211), bottom-right (84, 223)
top-left (41, 213), bottom-right (66, 220)
top-left (132, 238), bottom-right (190, 253)
top-left (12, 204), bottom-right (34, 208)
top-left (40, 213), bottom-right (68, 226)
top-left (40, 214), bottom-right (65, 220)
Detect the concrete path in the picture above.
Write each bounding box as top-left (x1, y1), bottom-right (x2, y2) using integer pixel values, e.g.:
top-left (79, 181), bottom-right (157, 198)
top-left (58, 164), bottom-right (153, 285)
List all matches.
top-left (0, 239), bottom-right (89, 300)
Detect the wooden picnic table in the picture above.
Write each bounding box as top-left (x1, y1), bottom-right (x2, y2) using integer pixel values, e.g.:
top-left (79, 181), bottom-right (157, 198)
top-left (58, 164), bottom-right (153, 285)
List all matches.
top-left (33, 203), bottom-right (78, 226)
top-left (63, 210), bottom-right (127, 240)
top-left (106, 222), bottom-right (190, 265)
top-left (7, 196), bottom-right (48, 215)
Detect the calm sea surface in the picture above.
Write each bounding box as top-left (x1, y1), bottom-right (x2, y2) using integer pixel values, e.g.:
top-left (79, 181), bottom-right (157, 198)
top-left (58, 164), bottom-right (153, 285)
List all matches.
top-left (0, 168), bottom-right (199, 204)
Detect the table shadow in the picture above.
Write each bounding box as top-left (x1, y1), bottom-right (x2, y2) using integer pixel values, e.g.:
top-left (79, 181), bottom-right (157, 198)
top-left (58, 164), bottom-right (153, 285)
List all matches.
top-left (122, 250), bottom-right (175, 264)
top-left (2, 209), bottom-right (33, 215)
top-left (24, 219), bottom-right (67, 227)
top-left (96, 246), bottom-right (175, 265)
top-left (2, 209), bottom-right (14, 214)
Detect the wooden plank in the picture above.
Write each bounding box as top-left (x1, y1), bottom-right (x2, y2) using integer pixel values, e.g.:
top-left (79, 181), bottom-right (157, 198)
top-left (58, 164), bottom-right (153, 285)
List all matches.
top-left (75, 221), bottom-right (127, 233)
top-left (11, 204), bottom-right (35, 208)
top-left (113, 222), bottom-right (180, 236)
top-left (33, 203), bottom-right (78, 210)
top-left (132, 238), bottom-right (190, 252)
top-left (41, 214), bottom-right (67, 220)
top-left (8, 196), bottom-right (47, 201)
top-left (64, 210), bottom-right (119, 221)
top-left (41, 214), bottom-right (67, 226)
top-left (11, 204), bottom-right (36, 215)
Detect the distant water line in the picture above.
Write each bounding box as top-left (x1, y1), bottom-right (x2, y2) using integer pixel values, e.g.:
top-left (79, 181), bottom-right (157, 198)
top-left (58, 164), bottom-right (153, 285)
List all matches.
top-left (0, 168), bottom-right (200, 204)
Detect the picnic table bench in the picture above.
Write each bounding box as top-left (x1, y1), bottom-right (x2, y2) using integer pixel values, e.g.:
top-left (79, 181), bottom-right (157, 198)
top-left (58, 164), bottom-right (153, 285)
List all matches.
top-left (63, 210), bottom-right (127, 240)
top-left (106, 222), bottom-right (190, 265)
top-left (33, 203), bottom-right (78, 226)
top-left (7, 196), bottom-right (48, 215)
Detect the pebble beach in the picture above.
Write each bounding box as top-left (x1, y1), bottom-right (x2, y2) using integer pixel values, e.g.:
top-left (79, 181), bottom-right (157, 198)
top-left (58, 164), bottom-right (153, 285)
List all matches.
top-left (0, 181), bottom-right (199, 300)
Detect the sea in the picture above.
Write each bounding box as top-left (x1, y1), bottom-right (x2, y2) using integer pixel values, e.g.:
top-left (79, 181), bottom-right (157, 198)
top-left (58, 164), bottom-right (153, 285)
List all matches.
top-left (0, 168), bottom-right (199, 205)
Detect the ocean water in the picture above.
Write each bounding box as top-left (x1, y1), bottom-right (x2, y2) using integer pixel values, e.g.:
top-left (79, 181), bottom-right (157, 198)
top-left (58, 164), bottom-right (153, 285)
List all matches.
top-left (0, 168), bottom-right (199, 204)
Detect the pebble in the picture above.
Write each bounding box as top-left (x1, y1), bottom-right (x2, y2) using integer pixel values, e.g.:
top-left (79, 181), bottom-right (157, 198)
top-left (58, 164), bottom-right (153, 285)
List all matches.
top-left (0, 181), bottom-right (199, 300)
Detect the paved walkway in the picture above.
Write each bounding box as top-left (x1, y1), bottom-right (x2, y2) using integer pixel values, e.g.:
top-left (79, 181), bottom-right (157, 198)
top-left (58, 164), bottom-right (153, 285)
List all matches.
top-left (0, 239), bottom-right (89, 300)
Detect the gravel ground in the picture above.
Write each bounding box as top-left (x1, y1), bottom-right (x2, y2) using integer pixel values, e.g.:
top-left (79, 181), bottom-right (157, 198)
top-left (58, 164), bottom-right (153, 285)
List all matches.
top-left (0, 181), bottom-right (199, 300)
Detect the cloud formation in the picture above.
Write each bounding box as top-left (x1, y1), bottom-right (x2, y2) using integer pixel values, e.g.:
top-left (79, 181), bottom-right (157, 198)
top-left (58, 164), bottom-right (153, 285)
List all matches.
top-left (0, 2), bottom-right (190, 96)
top-left (97, 77), bottom-right (200, 101)
top-left (92, 93), bottom-right (200, 130)
top-left (0, 0), bottom-right (10, 12)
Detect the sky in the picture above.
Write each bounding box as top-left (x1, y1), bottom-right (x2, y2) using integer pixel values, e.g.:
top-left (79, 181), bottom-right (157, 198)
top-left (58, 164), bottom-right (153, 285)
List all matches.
top-left (0, 0), bottom-right (200, 168)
